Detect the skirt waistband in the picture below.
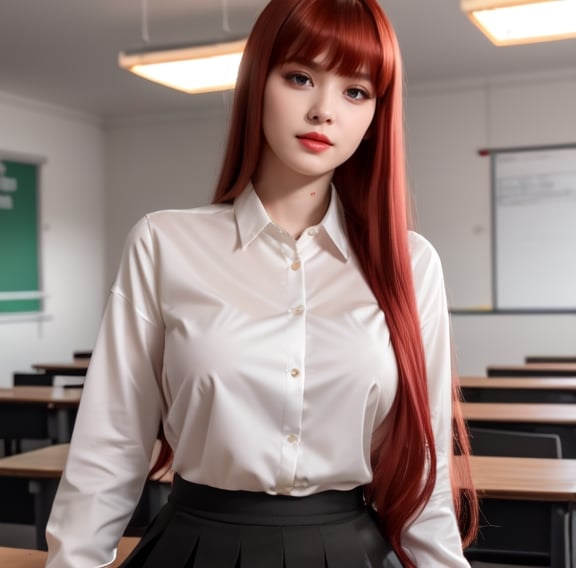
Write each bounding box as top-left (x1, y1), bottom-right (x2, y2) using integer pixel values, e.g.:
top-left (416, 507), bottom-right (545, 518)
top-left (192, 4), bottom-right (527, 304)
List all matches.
top-left (168, 474), bottom-right (366, 526)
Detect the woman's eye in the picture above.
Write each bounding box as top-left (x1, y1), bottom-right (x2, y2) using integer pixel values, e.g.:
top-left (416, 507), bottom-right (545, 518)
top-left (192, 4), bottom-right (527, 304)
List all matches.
top-left (285, 72), bottom-right (312, 87)
top-left (346, 87), bottom-right (370, 101)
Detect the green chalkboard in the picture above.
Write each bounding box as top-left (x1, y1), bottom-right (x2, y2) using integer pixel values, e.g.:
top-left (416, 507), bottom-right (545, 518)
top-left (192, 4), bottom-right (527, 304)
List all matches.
top-left (0, 156), bottom-right (43, 314)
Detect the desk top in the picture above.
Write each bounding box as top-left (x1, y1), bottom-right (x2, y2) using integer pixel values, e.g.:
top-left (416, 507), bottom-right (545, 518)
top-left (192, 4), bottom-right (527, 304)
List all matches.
top-left (2, 445), bottom-right (574, 506)
top-left (0, 443), bottom-right (171, 482)
top-left (0, 386), bottom-right (82, 406)
top-left (0, 536), bottom-right (138, 567)
top-left (0, 444), bottom-right (69, 478)
top-left (526, 362), bottom-right (576, 370)
top-left (468, 455), bottom-right (576, 501)
top-left (462, 402), bottom-right (576, 424)
top-left (31, 360), bottom-right (89, 375)
top-left (460, 376), bottom-right (576, 390)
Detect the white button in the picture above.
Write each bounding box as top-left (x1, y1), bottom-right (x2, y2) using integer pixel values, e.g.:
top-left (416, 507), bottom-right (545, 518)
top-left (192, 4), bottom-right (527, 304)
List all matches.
top-left (307, 228), bottom-right (319, 236)
top-left (292, 305), bottom-right (305, 316)
top-left (287, 434), bottom-right (298, 444)
top-left (291, 260), bottom-right (301, 270)
top-left (290, 368), bottom-right (300, 378)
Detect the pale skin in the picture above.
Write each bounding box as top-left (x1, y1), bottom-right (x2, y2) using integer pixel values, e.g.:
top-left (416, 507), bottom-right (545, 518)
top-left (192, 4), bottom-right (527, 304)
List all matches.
top-left (252, 56), bottom-right (377, 239)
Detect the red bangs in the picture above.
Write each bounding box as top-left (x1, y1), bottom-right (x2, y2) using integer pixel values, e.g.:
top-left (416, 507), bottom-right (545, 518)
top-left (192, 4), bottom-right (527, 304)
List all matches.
top-left (269, 0), bottom-right (394, 94)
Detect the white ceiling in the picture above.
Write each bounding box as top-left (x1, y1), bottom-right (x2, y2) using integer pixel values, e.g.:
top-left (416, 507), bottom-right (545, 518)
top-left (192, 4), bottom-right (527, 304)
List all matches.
top-left (1, 0), bottom-right (575, 120)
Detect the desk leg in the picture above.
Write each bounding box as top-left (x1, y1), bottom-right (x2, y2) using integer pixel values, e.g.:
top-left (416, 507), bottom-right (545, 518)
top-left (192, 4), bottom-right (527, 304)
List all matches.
top-left (29, 478), bottom-right (59, 551)
top-left (550, 505), bottom-right (570, 568)
top-left (47, 408), bottom-right (74, 444)
top-left (571, 506), bottom-right (575, 568)
top-left (46, 413), bottom-right (58, 444)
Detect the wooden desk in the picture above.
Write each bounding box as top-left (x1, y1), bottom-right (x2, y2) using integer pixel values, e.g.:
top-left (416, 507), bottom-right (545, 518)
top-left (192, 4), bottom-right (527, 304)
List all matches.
top-left (487, 363), bottom-right (576, 378)
top-left (462, 402), bottom-right (576, 459)
top-left (469, 454), bottom-right (576, 500)
top-left (0, 443), bottom-right (69, 477)
top-left (0, 387), bottom-right (82, 453)
top-left (1, 447), bottom-right (572, 565)
top-left (462, 402), bottom-right (576, 424)
top-left (31, 361), bottom-right (89, 375)
top-left (467, 455), bottom-right (576, 567)
top-left (460, 376), bottom-right (576, 403)
top-left (0, 445), bottom-right (71, 548)
top-left (0, 536), bottom-right (138, 567)
top-left (31, 360), bottom-right (89, 386)
top-left (0, 444), bottom-right (170, 550)
top-left (0, 386), bottom-right (82, 407)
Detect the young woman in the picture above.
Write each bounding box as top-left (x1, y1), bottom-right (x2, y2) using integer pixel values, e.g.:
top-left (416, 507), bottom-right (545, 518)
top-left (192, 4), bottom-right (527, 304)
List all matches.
top-left (45, 0), bottom-right (478, 566)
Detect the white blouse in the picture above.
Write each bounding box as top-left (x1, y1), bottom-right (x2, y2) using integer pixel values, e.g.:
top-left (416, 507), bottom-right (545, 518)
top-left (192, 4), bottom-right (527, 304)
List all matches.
top-left (45, 186), bottom-right (470, 567)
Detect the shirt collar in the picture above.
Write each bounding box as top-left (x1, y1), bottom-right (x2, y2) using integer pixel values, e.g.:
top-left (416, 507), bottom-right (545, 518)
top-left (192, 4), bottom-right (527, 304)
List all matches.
top-left (234, 183), bottom-right (273, 249)
top-left (234, 183), bottom-right (349, 261)
top-left (321, 185), bottom-right (349, 261)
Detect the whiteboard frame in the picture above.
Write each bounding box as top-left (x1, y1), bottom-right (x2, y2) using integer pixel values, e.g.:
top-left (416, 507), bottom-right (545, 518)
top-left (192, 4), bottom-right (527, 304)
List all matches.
top-left (490, 142), bottom-right (576, 313)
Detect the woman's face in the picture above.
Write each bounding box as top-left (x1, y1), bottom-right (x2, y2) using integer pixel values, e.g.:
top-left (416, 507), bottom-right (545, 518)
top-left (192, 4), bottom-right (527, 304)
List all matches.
top-left (259, 56), bottom-right (377, 181)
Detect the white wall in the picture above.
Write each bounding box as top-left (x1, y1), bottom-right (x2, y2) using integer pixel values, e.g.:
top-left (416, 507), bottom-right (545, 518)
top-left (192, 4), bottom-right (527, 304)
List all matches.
top-left (406, 69), bottom-right (576, 374)
top-left (2, 67), bottom-right (576, 384)
top-left (103, 106), bottom-right (231, 284)
top-left (0, 93), bottom-right (106, 386)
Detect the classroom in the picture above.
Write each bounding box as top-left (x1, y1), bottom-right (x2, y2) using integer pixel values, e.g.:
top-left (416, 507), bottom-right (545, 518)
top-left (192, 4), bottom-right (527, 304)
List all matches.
top-left (1, 4), bottom-right (576, 385)
top-left (1, 1), bottom-right (576, 566)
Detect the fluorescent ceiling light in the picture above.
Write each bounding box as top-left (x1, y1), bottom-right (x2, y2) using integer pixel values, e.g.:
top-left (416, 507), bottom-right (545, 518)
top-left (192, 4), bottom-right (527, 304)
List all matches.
top-left (118, 38), bottom-right (247, 94)
top-left (461, 0), bottom-right (576, 45)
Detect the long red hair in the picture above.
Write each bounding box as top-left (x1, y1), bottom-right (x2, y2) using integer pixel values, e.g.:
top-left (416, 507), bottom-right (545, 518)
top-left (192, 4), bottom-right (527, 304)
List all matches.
top-left (151, 0), bottom-right (478, 563)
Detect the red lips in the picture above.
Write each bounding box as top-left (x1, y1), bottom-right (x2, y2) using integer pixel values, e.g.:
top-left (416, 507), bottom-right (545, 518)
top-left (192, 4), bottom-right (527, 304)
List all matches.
top-left (297, 132), bottom-right (333, 145)
top-left (296, 132), bottom-right (333, 152)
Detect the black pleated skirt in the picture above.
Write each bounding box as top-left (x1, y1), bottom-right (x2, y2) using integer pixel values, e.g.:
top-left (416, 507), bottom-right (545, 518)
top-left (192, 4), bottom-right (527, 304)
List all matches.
top-left (118, 474), bottom-right (403, 568)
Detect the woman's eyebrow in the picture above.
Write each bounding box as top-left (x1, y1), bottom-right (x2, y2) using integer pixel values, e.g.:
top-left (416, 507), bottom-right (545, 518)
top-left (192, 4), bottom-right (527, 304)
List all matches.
top-left (287, 58), bottom-right (372, 81)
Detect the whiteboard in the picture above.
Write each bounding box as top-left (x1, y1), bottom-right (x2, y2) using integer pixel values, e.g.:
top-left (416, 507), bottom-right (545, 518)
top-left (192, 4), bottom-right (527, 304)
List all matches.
top-left (493, 145), bottom-right (576, 311)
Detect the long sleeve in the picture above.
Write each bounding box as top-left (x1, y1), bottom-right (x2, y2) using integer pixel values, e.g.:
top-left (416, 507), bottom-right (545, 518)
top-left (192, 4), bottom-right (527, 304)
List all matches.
top-left (45, 217), bottom-right (166, 568)
top-left (401, 234), bottom-right (470, 567)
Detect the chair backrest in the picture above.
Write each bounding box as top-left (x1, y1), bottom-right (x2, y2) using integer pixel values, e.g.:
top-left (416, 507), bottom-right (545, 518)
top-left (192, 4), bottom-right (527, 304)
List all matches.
top-left (468, 427), bottom-right (562, 458)
top-left (73, 350), bottom-right (92, 359)
top-left (13, 372), bottom-right (53, 386)
top-left (466, 427), bottom-right (562, 564)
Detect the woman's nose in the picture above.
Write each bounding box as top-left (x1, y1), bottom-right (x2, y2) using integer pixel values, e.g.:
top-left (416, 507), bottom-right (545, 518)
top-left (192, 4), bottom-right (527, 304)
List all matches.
top-left (306, 105), bottom-right (334, 124)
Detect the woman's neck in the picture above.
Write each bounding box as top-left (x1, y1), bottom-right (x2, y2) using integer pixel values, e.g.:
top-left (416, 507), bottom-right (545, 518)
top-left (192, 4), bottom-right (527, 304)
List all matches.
top-left (252, 161), bottom-right (333, 239)
top-left (257, 182), bottom-right (331, 239)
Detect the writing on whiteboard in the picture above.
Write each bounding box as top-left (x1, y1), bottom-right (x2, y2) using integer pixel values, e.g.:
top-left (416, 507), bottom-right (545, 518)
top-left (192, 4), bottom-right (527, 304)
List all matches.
top-left (497, 174), bottom-right (576, 206)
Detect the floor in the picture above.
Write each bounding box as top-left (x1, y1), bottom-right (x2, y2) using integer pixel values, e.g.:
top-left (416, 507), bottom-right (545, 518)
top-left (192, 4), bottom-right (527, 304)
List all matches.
top-left (0, 524), bottom-right (36, 548)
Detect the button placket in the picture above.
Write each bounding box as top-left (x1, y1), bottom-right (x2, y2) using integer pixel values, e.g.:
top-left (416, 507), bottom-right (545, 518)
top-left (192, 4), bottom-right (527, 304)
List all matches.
top-left (276, 241), bottom-right (307, 492)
